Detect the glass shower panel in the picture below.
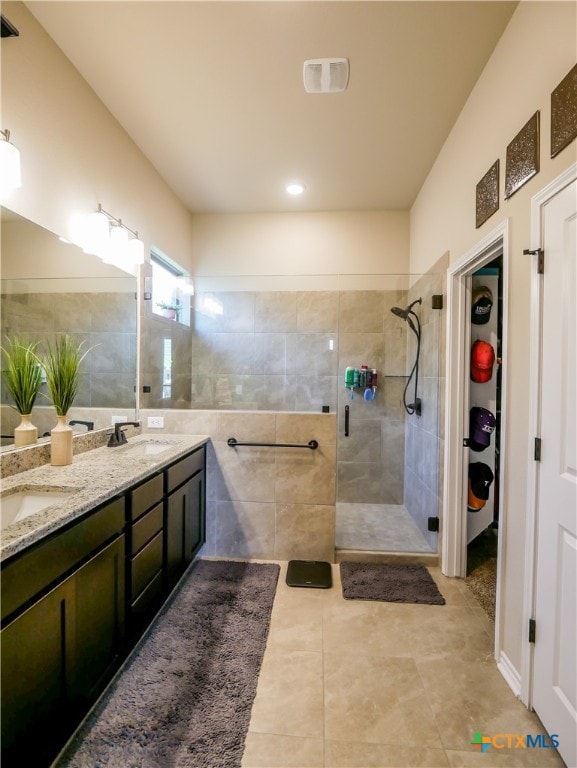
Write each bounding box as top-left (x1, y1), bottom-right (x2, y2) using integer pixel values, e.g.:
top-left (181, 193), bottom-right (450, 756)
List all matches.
top-left (167, 271), bottom-right (443, 554)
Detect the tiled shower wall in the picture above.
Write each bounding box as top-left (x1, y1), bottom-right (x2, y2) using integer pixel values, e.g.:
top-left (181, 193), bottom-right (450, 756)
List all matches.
top-left (180, 287), bottom-right (421, 507)
top-left (141, 409), bottom-right (336, 562)
top-left (404, 257), bottom-right (447, 548)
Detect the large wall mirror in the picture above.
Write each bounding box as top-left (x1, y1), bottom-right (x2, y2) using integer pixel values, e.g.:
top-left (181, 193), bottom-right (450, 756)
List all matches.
top-left (1, 207), bottom-right (138, 451)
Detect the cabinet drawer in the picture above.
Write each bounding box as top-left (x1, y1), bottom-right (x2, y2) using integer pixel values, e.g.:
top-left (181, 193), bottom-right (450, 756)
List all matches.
top-left (165, 446), bottom-right (205, 493)
top-left (131, 570), bottom-right (163, 620)
top-left (2, 497), bottom-right (125, 623)
top-left (129, 473), bottom-right (163, 520)
top-left (131, 502), bottom-right (163, 555)
top-left (131, 531), bottom-right (163, 599)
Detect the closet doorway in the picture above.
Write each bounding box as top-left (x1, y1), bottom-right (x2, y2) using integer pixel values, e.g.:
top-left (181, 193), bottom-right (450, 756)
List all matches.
top-left (442, 221), bottom-right (509, 651)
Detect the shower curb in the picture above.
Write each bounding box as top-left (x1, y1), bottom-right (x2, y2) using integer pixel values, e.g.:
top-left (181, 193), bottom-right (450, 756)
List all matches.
top-left (335, 548), bottom-right (439, 567)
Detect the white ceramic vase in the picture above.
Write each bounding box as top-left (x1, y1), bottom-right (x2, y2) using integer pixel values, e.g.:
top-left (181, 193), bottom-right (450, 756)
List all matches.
top-left (51, 414), bottom-right (73, 466)
top-left (14, 413), bottom-right (38, 448)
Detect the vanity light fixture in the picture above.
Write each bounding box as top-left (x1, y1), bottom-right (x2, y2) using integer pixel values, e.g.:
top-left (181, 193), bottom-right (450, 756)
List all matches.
top-left (0, 129), bottom-right (22, 195)
top-left (82, 205), bottom-right (144, 269)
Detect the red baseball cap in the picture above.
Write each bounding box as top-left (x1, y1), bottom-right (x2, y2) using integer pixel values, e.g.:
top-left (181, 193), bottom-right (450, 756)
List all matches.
top-left (471, 340), bottom-right (495, 383)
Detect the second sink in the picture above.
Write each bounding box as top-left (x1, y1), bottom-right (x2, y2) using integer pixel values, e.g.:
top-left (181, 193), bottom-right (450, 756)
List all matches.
top-left (120, 440), bottom-right (175, 457)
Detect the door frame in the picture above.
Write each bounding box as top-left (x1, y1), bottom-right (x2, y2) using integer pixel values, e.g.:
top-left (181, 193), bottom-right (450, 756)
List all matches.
top-left (521, 161), bottom-right (577, 707)
top-left (441, 219), bottom-right (509, 665)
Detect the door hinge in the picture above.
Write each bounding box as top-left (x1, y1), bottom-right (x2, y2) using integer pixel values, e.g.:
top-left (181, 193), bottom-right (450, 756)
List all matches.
top-left (528, 618), bottom-right (536, 643)
top-left (523, 247), bottom-right (544, 274)
top-left (534, 437), bottom-right (542, 461)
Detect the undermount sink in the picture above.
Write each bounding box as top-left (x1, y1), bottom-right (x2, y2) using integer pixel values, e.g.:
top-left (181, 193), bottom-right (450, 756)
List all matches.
top-left (1, 487), bottom-right (78, 530)
top-left (122, 441), bottom-right (174, 457)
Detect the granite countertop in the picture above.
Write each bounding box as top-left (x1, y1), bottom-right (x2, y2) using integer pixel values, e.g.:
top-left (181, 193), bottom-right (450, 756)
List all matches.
top-left (0, 434), bottom-right (209, 562)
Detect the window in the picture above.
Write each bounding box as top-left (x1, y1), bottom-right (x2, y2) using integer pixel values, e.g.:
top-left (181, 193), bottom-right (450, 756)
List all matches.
top-left (151, 252), bottom-right (192, 326)
top-left (162, 338), bottom-right (172, 399)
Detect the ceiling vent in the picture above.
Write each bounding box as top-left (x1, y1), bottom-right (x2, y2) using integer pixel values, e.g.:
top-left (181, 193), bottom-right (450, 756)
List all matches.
top-left (303, 58), bottom-right (349, 94)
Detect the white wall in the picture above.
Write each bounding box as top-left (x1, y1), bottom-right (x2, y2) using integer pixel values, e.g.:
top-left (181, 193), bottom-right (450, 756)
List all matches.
top-left (410, 1), bottom-right (577, 673)
top-left (191, 211), bottom-right (409, 277)
top-left (1, 1), bottom-right (194, 271)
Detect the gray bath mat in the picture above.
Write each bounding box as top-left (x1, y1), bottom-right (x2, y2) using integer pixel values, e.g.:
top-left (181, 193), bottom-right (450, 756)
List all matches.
top-left (340, 562), bottom-right (445, 605)
top-left (56, 559), bottom-right (280, 768)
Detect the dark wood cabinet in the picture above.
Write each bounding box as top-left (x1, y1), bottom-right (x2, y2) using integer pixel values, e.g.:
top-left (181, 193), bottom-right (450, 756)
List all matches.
top-left (165, 447), bottom-right (205, 591)
top-left (1, 575), bottom-right (72, 766)
top-left (1, 502), bottom-right (125, 767)
top-left (70, 536), bottom-right (125, 706)
top-left (1, 442), bottom-right (206, 767)
top-left (126, 473), bottom-right (164, 639)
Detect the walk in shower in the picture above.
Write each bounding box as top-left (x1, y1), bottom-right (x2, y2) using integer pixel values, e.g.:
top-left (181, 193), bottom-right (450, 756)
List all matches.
top-left (333, 273), bottom-right (443, 556)
top-left (141, 271), bottom-right (444, 556)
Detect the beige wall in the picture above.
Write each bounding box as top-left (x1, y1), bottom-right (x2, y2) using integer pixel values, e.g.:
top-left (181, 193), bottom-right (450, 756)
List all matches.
top-left (1, 1), bottom-right (194, 271)
top-left (191, 211), bottom-right (409, 276)
top-left (410, 1), bottom-right (577, 674)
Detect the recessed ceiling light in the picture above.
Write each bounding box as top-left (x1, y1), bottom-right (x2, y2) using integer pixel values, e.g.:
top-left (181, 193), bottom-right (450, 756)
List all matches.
top-left (286, 183), bottom-right (305, 196)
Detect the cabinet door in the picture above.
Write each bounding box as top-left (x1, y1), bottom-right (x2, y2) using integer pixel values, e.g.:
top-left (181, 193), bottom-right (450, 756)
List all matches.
top-left (184, 471), bottom-right (204, 563)
top-left (1, 536), bottom-right (125, 767)
top-left (165, 472), bottom-right (205, 590)
top-left (70, 535), bottom-right (125, 706)
top-left (1, 576), bottom-right (75, 767)
top-left (166, 481), bottom-right (187, 590)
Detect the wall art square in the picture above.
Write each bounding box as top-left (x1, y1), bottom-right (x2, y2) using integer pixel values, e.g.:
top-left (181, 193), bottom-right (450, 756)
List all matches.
top-left (551, 63), bottom-right (577, 158)
top-left (475, 159), bottom-right (499, 229)
top-left (505, 111), bottom-right (540, 199)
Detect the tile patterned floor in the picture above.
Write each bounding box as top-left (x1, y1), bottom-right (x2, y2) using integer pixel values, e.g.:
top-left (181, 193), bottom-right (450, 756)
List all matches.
top-left (336, 504), bottom-right (434, 553)
top-left (241, 562), bottom-right (565, 768)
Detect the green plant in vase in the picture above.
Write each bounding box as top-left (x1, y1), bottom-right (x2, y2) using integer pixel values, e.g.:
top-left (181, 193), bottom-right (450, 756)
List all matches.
top-left (0, 336), bottom-right (43, 447)
top-left (156, 301), bottom-right (180, 320)
top-left (41, 335), bottom-right (92, 465)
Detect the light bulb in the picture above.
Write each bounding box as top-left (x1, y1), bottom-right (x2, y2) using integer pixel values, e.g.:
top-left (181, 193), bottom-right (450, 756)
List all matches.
top-left (83, 211), bottom-right (109, 258)
top-left (127, 237), bottom-right (145, 265)
top-left (0, 136), bottom-right (22, 195)
top-left (104, 223), bottom-right (128, 265)
top-left (286, 182), bottom-right (305, 196)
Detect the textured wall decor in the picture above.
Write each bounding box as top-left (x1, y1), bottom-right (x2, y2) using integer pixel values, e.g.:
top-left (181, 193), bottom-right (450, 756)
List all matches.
top-left (505, 111), bottom-right (540, 199)
top-left (551, 63), bottom-right (577, 158)
top-left (475, 160), bottom-right (499, 228)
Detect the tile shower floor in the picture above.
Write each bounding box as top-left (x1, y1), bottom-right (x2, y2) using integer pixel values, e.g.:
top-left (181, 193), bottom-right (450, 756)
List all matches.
top-left (242, 561), bottom-right (563, 768)
top-left (336, 503), bottom-right (434, 552)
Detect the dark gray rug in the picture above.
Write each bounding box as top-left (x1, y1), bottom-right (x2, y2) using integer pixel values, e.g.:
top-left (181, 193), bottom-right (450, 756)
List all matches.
top-left (340, 562), bottom-right (445, 605)
top-left (56, 559), bottom-right (280, 768)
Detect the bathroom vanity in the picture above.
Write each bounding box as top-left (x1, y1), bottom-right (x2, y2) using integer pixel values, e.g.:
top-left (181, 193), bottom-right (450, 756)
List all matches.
top-left (0, 434), bottom-right (208, 767)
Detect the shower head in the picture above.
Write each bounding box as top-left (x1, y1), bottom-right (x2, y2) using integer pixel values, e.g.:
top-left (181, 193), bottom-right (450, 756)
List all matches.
top-left (390, 306), bottom-right (409, 320)
top-left (390, 297), bottom-right (422, 321)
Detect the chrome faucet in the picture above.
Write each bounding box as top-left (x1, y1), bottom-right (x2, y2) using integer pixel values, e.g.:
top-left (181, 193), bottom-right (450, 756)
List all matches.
top-left (107, 421), bottom-right (141, 447)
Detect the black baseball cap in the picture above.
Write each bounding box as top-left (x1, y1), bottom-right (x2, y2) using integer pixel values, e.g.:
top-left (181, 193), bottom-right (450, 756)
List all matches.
top-left (471, 286), bottom-right (493, 325)
top-left (468, 462), bottom-right (494, 511)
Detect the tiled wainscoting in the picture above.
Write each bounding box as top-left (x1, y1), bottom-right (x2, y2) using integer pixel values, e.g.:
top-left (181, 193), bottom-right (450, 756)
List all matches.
top-left (143, 409), bottom-right (337, 562)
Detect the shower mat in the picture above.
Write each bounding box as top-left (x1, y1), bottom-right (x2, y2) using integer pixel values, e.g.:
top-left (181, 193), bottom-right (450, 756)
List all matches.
top-left (340, 562), bottom-right (445, 605)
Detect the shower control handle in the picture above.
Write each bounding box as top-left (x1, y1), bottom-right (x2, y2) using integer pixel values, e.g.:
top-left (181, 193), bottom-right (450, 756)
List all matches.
top-left (344, 405), bottom-right (349, 437)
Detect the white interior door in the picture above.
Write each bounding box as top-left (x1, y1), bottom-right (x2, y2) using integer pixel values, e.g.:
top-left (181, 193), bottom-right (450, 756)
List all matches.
top-left (532, 178), bottom-right (577, 768)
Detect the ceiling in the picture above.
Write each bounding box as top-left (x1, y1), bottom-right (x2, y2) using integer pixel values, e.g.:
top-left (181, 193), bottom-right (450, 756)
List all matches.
top-left (25, 1), bottom-right (517, 214)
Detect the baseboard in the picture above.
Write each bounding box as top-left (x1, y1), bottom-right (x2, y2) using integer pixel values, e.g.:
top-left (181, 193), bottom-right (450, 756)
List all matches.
top-left (497, 651), bottom-right (522, 699)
